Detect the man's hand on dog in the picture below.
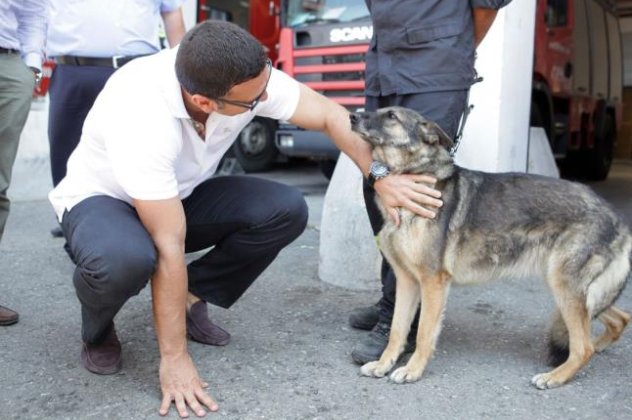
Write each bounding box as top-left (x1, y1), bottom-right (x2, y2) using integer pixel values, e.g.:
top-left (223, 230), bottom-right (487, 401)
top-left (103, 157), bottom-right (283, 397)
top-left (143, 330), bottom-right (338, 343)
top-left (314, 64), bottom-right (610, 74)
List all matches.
top-left (374, 174), bottom-right (443, 225)
top-left (159, 353), bottom-right (218, 418)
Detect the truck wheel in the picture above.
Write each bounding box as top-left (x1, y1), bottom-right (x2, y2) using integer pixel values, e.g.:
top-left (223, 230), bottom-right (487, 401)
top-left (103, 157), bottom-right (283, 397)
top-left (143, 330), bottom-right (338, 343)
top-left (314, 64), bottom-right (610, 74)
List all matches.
top-left (233, 117), bottom-right (278, 172)
top-left (319, 159), bottom-right (338, 180)
top-left (530, 101), bottom-right (553, 146)
top-left (530, 102), bottom-right (544, 128)
top-left (584, 114), bottom-right (615, 181)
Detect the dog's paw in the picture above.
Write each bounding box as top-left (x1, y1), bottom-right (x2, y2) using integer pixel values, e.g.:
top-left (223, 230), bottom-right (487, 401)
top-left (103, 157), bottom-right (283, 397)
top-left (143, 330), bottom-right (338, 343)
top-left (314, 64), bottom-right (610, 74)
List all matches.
top-left (360, 361), bottom-right (391, 378)
top-left (389, 366), bottom-right (424, 384)
top-left (531, 372), bottom-right (564, 390)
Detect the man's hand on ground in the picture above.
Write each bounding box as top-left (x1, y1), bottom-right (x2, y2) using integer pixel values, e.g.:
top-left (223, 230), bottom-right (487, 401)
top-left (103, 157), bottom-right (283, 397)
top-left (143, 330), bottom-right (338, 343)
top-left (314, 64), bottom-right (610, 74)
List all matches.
top-left (159, 353), bottom-right (218, 418)
top-left (374, 174), bottom-right (442, 225)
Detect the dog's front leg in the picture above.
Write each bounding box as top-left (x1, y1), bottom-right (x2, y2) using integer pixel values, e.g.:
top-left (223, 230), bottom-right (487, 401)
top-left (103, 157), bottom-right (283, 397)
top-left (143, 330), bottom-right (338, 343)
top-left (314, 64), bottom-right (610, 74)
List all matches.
top-left (360, 266), bottom-right (420, 379)
top-left (390, 271), bottom-right (451, 384)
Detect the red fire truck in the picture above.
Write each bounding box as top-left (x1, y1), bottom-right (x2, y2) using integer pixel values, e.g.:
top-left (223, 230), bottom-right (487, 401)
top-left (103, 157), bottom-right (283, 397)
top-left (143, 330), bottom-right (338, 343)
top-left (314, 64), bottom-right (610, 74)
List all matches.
top-left (274, 0), bottom-right (371, 177)
top-left (198, 0), bottom-right (622, 180)
top-left (531, 0), bottom-right (622, 180)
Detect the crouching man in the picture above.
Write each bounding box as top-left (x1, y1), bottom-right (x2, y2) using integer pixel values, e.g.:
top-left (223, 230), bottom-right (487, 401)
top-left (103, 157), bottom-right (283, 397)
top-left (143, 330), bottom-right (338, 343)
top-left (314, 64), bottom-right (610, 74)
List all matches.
top-left (49, 21), bottom-right (442, 416)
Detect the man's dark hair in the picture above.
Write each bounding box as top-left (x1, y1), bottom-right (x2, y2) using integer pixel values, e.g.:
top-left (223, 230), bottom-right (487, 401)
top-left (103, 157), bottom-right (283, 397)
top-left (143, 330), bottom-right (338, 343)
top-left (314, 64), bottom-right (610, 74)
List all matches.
top-left (175, 20), bottom-right (268, 99)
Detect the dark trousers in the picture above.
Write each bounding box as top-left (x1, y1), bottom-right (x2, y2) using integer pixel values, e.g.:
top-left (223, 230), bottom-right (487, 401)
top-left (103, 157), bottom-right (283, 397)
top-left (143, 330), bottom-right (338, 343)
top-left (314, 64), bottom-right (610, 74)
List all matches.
top-left (363, 91), bottom-right (468, 323)
top-left (48, 64), bottom-right (115, 186)
top-left (61, 176), bottom-right (308, 344)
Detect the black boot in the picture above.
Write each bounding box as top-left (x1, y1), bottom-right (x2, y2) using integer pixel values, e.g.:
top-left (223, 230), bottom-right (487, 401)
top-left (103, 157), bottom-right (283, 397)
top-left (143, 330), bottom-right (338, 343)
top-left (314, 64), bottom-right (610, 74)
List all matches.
top-left (351, 321), bottom-right (415, 365)
top-left (348, 303), bottom-right (380, 330)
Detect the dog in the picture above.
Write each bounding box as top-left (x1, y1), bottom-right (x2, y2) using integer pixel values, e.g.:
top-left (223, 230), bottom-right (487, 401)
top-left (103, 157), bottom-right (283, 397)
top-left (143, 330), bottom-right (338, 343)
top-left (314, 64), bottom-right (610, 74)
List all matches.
top-left (349, 106), bottom-right (631, 389)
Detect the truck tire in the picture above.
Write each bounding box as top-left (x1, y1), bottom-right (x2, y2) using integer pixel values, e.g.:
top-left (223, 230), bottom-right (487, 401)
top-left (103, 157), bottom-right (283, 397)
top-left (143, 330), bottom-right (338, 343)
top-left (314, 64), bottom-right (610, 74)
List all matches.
top-left (233, 117), bottom-right (278, 172)
top-left (530, 101), bottom-right (544, 128)
top-left (530, 100), bottom-right (553, 145)
top-left (319, 159), bottom-right (338, 180)
top-left (584, 114), bottom-right (615, 181)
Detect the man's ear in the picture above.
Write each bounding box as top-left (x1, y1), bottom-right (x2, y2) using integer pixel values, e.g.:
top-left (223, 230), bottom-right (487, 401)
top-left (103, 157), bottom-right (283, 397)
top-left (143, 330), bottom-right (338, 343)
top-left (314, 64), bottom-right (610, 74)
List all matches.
top-left (191, 94), bottom-right (218, 113)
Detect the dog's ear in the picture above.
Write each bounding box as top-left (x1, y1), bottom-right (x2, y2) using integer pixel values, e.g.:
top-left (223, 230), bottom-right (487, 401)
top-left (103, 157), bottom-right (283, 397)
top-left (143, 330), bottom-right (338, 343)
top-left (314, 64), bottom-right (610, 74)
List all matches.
top-left (433, 123), bottom-right (454, 150)
top-left (419, 121), bottom-right (454, 150)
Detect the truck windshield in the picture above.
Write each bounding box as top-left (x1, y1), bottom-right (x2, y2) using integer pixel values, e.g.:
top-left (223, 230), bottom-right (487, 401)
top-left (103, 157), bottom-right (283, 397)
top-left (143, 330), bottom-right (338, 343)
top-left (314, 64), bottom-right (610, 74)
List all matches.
top-left (284, 0), bottom-right (370, 27)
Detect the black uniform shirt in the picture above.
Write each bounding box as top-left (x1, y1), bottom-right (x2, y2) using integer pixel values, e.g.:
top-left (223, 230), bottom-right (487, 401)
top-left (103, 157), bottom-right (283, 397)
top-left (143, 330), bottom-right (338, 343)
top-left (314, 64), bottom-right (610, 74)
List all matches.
top-left (364, 0), bottom-right (512, 96)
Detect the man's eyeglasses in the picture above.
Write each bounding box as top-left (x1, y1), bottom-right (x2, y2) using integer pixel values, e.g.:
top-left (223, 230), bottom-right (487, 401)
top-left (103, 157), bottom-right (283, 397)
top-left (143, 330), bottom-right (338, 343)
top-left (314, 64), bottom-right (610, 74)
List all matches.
top-left (214, 59), bottom-right (272, 111)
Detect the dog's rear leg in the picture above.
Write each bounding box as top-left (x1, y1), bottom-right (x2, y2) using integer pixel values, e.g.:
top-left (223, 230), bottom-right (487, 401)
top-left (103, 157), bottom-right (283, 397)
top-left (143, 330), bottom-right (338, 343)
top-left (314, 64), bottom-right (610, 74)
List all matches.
top-left (389, 271), bottom-right (451, 384)
top-left (594, 306), bottom-right (631, 352)
top-left (360, 266), bottom-right (419, 379)
top-left (532, 288), bottom-right (594, 389)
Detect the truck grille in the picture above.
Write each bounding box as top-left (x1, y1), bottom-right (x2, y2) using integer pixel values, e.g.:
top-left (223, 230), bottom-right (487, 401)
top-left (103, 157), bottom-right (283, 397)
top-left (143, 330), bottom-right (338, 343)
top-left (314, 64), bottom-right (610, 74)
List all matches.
top-left (286, 41), bottom-right (368, 107)
top-left (321, 54), bottom-right (365, 83)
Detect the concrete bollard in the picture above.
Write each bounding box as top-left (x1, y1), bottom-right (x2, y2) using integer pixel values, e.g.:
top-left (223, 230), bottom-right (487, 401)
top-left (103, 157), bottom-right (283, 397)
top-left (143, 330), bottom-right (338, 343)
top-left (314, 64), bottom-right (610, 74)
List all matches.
top-left (318, 153), bottom-right (381, 290)
top-left (527, 127), bottom-right (559, 178)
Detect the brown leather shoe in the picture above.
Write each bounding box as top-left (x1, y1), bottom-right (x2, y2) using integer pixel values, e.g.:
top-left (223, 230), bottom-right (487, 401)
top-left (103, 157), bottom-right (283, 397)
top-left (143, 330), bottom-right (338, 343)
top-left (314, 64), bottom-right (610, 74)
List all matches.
top-left (0, 304), bottom-right (19, 326)
top-left (81, 325), bottom-right (122, 375)
top-left (186, 300), bottom-right (230, 346)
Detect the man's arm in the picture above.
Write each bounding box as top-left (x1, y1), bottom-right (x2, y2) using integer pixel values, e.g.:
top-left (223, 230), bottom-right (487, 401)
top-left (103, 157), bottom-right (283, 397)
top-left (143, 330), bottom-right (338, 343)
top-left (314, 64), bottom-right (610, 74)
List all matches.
top-left (472, 8), bottom-right (498, 47)
top-left (133, 197), bottom-right (217, 418)
top-left (290, 85), bottom-right (372, 176)
top-left (16, 0), bottom-right (48, 71)
top-left (288, 84), bottom-right (443, 223)
top-left (471, 0), bottom-right (513, 47)
top-left (161, 8), bottom-right (186, 47)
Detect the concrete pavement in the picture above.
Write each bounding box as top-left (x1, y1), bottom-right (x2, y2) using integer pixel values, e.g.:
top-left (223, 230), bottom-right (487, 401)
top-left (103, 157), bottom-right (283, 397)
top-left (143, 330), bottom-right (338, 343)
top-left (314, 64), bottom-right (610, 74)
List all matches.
top-left (0, 161), bottom-right (631, 420)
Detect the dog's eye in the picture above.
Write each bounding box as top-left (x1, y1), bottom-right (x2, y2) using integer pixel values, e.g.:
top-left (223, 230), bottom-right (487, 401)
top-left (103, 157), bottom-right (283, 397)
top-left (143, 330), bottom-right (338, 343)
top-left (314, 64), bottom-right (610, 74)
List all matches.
top-left (387, 110), bottom-right (397, 120)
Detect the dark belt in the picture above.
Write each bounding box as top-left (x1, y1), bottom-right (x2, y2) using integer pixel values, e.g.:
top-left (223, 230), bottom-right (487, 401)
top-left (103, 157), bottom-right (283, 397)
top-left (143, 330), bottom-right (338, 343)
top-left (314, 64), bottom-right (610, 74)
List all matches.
top-left (0, 47), bottom-right (19, 54)
top-left (55, 55), bottom-right (146, 69)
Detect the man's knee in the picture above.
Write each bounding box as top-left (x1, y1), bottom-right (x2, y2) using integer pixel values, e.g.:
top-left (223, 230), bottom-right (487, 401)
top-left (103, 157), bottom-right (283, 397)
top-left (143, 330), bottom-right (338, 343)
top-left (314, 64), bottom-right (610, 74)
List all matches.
top-left (74, 244), bottom-right (157, 304)
top-left (279, 188), bottom-right (308, 242)
top-left (247, 187), bottom-right (308, 252)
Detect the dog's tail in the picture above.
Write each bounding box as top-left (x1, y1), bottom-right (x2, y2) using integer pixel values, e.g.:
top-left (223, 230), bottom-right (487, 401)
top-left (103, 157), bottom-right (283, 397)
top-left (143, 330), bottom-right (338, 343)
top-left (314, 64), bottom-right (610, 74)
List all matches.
top-left (547, 310), bottom-right (570, 367)
top-left (548, 245), bottom-right (631, 367)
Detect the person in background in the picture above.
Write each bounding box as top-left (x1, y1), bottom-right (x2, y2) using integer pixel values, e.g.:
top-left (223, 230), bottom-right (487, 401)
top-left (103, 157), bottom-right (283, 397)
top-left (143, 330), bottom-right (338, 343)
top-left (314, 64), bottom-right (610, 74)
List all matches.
top-left (0, 0), bottom-right (48, 326)
top-left (46, 0), bottom-right (186, 237)
top-left (349, 0), bottom-right (512, 365)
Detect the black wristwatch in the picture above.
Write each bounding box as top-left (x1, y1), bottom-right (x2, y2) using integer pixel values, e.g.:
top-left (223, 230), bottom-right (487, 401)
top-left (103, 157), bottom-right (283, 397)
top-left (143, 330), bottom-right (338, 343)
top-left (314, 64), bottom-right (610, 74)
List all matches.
top-left (367, 160), bottom-right (390, 188)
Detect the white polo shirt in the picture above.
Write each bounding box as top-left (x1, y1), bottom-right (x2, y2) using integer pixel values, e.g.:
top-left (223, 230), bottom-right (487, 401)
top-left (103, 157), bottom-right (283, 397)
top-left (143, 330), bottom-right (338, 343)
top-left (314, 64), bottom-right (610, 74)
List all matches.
top-left (48, 47), bottom-right (301, 221)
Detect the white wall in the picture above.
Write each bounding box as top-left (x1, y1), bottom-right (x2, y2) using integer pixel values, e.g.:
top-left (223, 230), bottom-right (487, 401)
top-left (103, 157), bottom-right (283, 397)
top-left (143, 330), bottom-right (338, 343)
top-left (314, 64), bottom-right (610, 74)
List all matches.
top-left (455, 0), bottom-right (536, 173)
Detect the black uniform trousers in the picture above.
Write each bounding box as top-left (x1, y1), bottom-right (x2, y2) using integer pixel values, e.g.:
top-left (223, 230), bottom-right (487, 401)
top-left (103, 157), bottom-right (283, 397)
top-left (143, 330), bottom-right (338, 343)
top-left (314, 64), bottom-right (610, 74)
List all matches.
top-left (61, 176), bottom-right (308, 344)
top-left (363, 90), bottom-right (468, 323)
top-left (48, 64), bottom-right (116, 186)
